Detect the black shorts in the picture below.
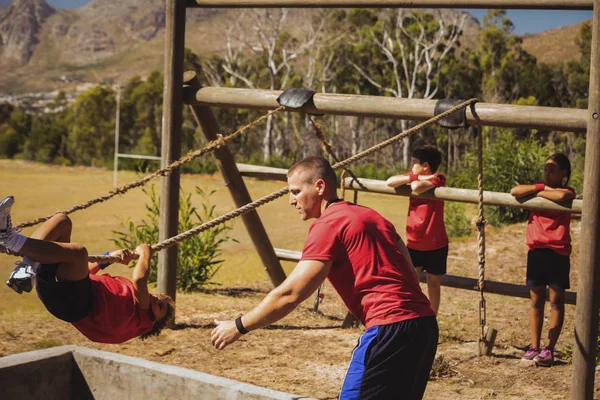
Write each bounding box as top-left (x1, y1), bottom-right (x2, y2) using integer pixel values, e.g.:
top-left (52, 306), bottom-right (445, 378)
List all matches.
top-left (36, 264), bottom-right (93, 323)
top-left (340, 316), bottom-right (438, 400)
top-left (408, 245), bottom-right (448, 276)
top-left (526, 249), bottom-right (570, 290)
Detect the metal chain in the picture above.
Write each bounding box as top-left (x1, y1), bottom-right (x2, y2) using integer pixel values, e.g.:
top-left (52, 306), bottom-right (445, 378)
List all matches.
top-left (474, 123), bottom-right (487, 340)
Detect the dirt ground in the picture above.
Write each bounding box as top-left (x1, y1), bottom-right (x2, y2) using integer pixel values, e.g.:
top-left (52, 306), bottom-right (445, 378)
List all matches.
top-left (1, 219), bottom-right (598, 399)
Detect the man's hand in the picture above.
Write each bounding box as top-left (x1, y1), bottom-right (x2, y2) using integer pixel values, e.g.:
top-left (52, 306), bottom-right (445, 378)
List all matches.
top-left (211, 319), bottom-right (242, 350)
top-left (109, 249), bottom-right (135, 265)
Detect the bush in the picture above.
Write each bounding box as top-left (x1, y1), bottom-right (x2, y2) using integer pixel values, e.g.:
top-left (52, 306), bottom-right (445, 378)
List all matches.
top-left (444, 202), bottom-right (472, 238)
top-left (451, 129), bottom-right (547, 226)
top-left (112, 185), bottom-right (236, 292)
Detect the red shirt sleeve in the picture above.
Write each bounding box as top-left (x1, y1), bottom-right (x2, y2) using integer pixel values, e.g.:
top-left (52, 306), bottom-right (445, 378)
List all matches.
top-left (300, 221), bottom-right (340, 262)
top-left (430, 173), bottom-right (446, 187)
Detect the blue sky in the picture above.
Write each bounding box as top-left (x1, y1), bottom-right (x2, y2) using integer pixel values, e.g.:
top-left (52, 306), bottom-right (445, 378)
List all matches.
top-left (0, 0), bottom-right (593, 35)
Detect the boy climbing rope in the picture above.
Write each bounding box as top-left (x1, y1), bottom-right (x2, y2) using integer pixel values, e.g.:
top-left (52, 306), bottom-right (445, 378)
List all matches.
top-left (1, 196), bottom-right (174, 344)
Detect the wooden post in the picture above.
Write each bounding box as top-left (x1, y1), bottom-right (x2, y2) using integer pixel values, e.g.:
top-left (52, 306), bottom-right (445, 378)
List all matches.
top-left (183, 72), bottom-right (287, 287)
top-left (186, 0), bottom-right (592, 10)
top-left (571, 2), bottom-right (600, 398)
top-left (158, 0), bottom-right (186, 301)
top-left (186, 87), bottom-right (587, 132)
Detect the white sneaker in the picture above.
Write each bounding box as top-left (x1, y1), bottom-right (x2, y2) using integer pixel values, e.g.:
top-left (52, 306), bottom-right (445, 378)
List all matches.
top-left (6, 259), bottom-right (37, 294)
top-left (0, 196), bottom-right (15, 244)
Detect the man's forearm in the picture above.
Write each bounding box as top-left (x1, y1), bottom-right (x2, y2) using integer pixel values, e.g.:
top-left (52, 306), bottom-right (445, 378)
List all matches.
top-left (240, 288), bottom-right (300, 332)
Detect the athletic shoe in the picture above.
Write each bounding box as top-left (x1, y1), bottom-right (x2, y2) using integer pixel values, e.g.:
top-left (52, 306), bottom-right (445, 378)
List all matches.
top-left (0, 196), bottom-right (15, 244)
top-left (521, 347), bottom-right (540, 361)
top-left (534, 347), bottom-right (554, 367)
top-left (6, 259), bottom-right (37, 294)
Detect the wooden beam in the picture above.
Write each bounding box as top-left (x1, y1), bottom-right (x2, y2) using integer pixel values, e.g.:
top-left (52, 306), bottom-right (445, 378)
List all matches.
top-left (184, 72), bottom-right (287, 287)
top-left (187, 0), bottom-right (592, 10)
top-left (274, 248), bottom-right (577, 305)
top-left (236, 163), bottom-right (583, 214)
top-left (158, 0), bottom-right (186, 301)
top-left (571, 2), bottom-right (600, 398)
top-left (182, 87), bottom-right (587, 132)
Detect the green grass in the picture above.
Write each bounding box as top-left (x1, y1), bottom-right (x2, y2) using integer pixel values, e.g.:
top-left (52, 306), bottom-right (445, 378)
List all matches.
top-left (0, 160), bottom-right (408, 316)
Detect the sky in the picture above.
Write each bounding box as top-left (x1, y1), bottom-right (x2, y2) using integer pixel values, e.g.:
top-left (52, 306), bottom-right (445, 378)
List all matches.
top-left (0, 0), bottom-right (593, 35)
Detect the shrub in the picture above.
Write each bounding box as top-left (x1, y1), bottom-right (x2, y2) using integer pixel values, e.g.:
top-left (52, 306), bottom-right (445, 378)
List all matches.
top-left (444, 202), bottom-right (472, 238)
top-left (451, 129), bottom-right (547, 226)
top-left (112, 185), bottom-right (236, 291)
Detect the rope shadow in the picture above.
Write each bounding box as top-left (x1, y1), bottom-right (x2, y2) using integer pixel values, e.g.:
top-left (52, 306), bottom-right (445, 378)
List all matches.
top-left (173, 322), bottom-right (340, 331)
top-left (196, 286), bottom-right (269, 297)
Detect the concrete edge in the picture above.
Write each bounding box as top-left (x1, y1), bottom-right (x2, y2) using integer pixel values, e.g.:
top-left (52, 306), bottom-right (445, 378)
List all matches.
top-left (0, 345), bottom-right (78, 368)
top-left (1, 345), bottom-right (313, 400)
top-left (71, 346), bottom-right (314, 399)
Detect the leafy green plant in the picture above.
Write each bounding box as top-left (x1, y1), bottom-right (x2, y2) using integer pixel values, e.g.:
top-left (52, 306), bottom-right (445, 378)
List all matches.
top-left (112, 185), bottom-right (236, 292)
top-left (444, 202), bottom-right (472, 238)
top-left (451, 129), bottom-right (547, 226)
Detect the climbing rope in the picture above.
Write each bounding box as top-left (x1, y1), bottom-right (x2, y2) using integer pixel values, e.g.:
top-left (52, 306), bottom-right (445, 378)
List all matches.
top-left (16, 106), bottom-right (284, 230)
top-left (474, 123), bottom-right (488, 344)
top-left (308, 117), bottom-right (367, 193)
top-left (87, 98), bottom-right (478, 264)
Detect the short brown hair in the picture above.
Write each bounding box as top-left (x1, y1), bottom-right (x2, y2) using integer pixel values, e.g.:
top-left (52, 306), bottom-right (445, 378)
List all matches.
top-left (288, 156), bottom-right (337, 194)
top-left (140, 293), bottom-right (175, 340)
top-left (412, 145), bottom-right (443, 172)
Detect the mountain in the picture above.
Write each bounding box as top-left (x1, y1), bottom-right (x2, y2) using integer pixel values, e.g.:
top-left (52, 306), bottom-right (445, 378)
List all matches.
top-left (0, 0), bottom-right (55, 65)
top-left (521, 20), bottom-right (588, 65)
top-left (0, 1), bottom-right (580, 95)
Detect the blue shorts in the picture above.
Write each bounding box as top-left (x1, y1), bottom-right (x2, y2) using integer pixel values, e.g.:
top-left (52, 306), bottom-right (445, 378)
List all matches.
top-left (340, 316), bottom-right (438, 400)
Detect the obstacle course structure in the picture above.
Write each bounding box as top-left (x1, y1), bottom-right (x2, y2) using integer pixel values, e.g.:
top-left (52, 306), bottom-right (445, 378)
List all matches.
top-left (0, 346), bottom-right (313, 400)
top-left (155, 0), bottom-right (599, 398)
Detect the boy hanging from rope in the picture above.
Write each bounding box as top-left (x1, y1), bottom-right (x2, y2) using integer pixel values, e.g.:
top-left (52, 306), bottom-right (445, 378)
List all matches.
top-left (386, 145), bottom-right (449, 315)
top-left (1, 196), bottom-right (174, 343)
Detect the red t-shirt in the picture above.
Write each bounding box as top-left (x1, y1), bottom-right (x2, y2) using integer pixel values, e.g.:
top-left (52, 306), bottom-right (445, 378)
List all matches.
top-left (406, 173), bottom-right (448, 251)
top-left (526, 186), bottom-right (575, 257)
top-left (300, 201), bottom-right (434, 329)
top-left (72, 273), bottom-right (155, 344)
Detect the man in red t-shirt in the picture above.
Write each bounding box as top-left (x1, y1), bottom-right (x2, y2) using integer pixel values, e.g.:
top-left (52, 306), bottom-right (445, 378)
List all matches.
top-left (211, 157), bottom-right (437, 400)
top-left (1, 196), bottom-right (174, 344)
top-left (386, 145), bottom-right (448, 314)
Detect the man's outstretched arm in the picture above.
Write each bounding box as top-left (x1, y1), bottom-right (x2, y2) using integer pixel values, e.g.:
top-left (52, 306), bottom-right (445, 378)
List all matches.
top-left (211, 259), bottom-right (332, 350)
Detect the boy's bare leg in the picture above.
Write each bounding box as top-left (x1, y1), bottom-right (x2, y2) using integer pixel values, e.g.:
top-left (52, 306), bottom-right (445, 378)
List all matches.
top-left (18, 214), bottom-right (89, 282)
top-left (529, 286), bottom-right (546, 350)
top-left (426, 273), bottom-right (441, 315)
top-left (546, 287), bottom-right (565, 350)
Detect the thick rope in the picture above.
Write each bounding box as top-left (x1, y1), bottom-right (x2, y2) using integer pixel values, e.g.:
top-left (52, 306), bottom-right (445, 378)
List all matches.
top-left (17, 107), bottom-right (284, 230)
top-left (87, 98), bottom-right (478, 264)
top-left (474, 122), bottom-right (488, 341)
top-left (308, 117), bottom-right (367, 192)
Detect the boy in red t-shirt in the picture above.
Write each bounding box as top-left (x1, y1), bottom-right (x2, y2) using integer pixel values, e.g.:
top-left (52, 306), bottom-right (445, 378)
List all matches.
top-left (1, 196), bottom-right (174, 344)
top-left (510, 153), bottom-right (575, 367)
top-left (386, 145), bottom-right (448, 314)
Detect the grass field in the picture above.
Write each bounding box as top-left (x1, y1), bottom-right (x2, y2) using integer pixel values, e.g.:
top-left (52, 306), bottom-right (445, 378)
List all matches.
top-left (0, 159), bottom-right (596, 399)
top-left (0, 159), bottom-right (408, 321)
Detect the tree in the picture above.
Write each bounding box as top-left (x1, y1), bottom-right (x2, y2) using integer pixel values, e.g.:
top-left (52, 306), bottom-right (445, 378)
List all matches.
top-left (567, 22), bottom-right (591, 109)
top-left (66, 86), bottom-right (116, 166)
top-left (345, 9), bottom-right (465, 167)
